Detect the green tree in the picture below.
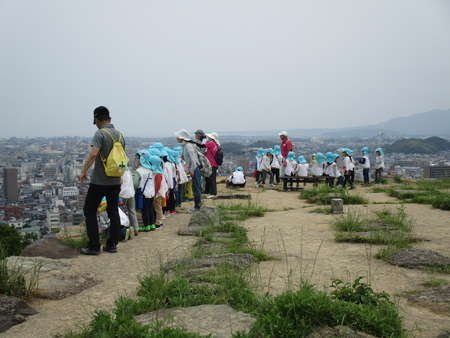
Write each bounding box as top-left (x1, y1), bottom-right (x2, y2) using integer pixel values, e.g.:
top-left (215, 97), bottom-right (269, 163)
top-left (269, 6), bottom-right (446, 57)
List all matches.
top-left (0, 224), bottom-right (31, 258)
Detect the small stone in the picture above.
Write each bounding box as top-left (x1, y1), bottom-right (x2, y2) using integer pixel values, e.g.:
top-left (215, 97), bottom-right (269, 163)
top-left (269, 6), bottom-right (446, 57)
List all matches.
top-left (388, 249), bottom-right (450, 269)
top-left (331, 198), bottom-right (343, 214)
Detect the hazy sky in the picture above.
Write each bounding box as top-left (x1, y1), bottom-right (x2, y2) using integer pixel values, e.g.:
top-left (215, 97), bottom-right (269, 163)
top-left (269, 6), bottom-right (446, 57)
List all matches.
top-left (1, 0), bottom-right (450, 138)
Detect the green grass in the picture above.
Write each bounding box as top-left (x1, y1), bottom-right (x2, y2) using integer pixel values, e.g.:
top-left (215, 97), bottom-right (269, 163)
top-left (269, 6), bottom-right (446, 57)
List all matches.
top-left (309, 207), bottom-right (332, 214)
top-left (60, 226), bottom-right (89, 249)
top-left (65, 204), bottom-right (405, 338)
top-left (421, 275), bottom-right (447, 288)
top-left (335, 207), bottom-right (417, 247)
top-left (300, 186), bottom-right (368, 205)
top-left (0, 245), bottom-right (41, 298)
top-left (373, 179), bottom-right (450, 211)
top-left (217, 202), bottom-right (271, 221)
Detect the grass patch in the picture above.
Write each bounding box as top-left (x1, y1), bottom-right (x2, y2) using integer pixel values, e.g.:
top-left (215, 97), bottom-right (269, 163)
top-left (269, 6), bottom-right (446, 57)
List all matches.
top-left (60, 226), bottom-right (89, 249)
top-left (421, 275), bottom-right (448, 288)
top-left (300, 185), bottom-right (368, 205)
top-left (0, 245), bottom-right (41, 298)
top-left (335, 207), bottom-right (417, 247)
top-left (309, 207), bottom-right (332, 214)
top-left (217, 202), bottom-right (271, 221)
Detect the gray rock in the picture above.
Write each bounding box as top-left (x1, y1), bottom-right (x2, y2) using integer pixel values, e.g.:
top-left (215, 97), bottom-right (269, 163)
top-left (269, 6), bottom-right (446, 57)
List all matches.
top-left (21, 238), bottom-right (79, 259)
top-left (437, 331), bottom-right (450, 338)
top-left (188, 207), bottom-right (220, 228)
top-left (307, 325), bottom-right (376, 338)
top-left (0, 295), bottom-right (37, 333)
top-left (135, 304), bottom-right (256, 338)
top-left (6, 256), bottom-right (71, 273)
top-left (388, 249), bottom-right (450, 269)
top-left (35, 272), bottom-right (100, 300)
top-left (408, 285), bottom-right (450, 304)
top-left (164, 253), bottom-right (255, 272)
top-left (177, 227), bottom-right (203, 236)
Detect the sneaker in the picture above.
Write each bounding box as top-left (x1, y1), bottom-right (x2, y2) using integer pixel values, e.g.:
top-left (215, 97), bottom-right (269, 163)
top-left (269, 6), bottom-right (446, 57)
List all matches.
top-left (139, 226), bottom-right (146, 232)
top-left (156, 223), bottom-right (164, 228)
top-left (103, 245), bottom-right (117, 253)
top-left (170, 210), bottom-right (177, 214)
top-left (80, 247), bottom-right (100, 255)
top-left (150, 224), bottom-right (156, 231)
top-left (144, 225), bottom-right (152, 231)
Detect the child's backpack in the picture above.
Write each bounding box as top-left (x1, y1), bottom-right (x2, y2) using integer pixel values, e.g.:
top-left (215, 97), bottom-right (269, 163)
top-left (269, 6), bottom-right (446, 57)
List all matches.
top-left (100, 129), bottom-right (129, 177)
top-left (195, 146), bottom-right (213, 178)
top-left (214, 146), bottom-right (224, 166)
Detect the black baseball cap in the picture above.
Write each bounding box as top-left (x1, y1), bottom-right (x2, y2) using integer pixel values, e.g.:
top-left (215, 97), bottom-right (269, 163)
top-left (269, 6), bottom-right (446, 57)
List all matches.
top-left (93, 106), bottom-right (110, 124)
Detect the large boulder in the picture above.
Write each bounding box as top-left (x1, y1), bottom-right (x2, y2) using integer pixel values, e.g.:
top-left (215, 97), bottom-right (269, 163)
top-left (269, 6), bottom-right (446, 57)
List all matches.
top-left (0, 295), bottom-right (37, 333)
top-left (188, 207), bottom-right (220, 228)
top-left (307, 325), bottom-right (376, 338)
top-left (135, 304), bottom-right (255, 338)
top-left (21, 238), bottom-right (79, 259)
top-left (6, 256), bottom-right (100, 300)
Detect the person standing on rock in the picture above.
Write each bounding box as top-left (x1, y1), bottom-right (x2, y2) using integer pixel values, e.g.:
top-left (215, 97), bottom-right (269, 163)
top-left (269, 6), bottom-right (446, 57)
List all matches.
top-left (204, 132), bottom-right (220, 198)
top-left (79, 106), bottom-right (125, 255)
top-left (175, 129), bottom-right (202, 211)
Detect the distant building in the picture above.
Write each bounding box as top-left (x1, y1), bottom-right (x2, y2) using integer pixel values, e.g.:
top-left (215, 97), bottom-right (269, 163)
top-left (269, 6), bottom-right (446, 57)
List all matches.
top-left (46, 208), bottom-right (61, 232)
top-left (3, 168), bottom-right (19, 201)
top-left (62, 186), bottom-right (79, 198)
top-left (424, 166), bottom-right (450, 179)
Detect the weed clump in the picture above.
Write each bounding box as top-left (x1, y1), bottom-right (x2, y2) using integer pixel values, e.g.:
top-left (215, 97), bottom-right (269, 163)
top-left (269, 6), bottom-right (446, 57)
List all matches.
top-left (300, 186), bottom-right (367, 205)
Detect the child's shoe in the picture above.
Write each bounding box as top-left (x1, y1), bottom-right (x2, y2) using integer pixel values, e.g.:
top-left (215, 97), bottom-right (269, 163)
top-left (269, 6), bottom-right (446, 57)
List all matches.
top-left (138, 226), bottom-right (146, 232)
top-left (170, 210), bottom-right (177, 214)
top-left (150, 224), bottom-right (156, 231)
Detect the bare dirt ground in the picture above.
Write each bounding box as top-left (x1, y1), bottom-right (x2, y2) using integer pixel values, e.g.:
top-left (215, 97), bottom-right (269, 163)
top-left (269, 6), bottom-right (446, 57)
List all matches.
top-left (3, 180), bottom-right (449, 337)
top-left (1, 212), bottom-right (196, 338)
top-left (216, 180), bottom-right (450, 338)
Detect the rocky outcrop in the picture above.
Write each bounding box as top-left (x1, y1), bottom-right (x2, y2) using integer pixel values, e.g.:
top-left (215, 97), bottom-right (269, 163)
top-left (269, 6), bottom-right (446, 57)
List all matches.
top-left (135, 304), bottom-right (256, 338)
top-left (388, 249), bottom-right (450, 270)
top-left (0, 295), bottom-right (37, 333)
top-left (21, 238), bottom-right (79, 259)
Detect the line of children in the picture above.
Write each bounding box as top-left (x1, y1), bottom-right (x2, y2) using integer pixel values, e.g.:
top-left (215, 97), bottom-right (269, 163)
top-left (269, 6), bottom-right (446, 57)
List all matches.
top-left (252, 146), bottom-right (385, 189)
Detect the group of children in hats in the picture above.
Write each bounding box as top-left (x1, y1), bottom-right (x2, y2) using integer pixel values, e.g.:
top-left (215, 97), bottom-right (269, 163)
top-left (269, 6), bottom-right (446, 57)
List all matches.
top-left (254, 146), bottom-right (385, 189)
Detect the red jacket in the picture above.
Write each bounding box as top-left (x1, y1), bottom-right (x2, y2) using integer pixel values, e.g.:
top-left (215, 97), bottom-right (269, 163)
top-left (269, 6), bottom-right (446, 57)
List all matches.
top-left (281, 139), bottom-right (293, 158)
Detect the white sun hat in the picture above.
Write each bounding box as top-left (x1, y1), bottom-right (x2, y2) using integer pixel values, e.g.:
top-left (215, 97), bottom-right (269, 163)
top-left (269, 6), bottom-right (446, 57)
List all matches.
top-left (205, 132), bottom-right (220, 145)
top-left (278, 130), bottom-right (288, 137)
top-left (174, 129), bottom-right (193, 141)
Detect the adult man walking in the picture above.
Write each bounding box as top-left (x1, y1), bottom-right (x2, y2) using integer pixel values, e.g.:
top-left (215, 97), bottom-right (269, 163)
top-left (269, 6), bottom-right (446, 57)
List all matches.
top-left (279, 131), bottom-right (294, 158)
top-left (175, 129), bottom-right (202, 210)
top-left (79, 106), bottom-right (125, 255)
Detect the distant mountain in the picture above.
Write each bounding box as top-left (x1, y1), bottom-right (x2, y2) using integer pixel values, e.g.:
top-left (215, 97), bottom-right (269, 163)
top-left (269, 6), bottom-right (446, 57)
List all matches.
top-left (371, 109), bottom-right (450, 137)
top-left (386, 136), bottom-right (450, 154)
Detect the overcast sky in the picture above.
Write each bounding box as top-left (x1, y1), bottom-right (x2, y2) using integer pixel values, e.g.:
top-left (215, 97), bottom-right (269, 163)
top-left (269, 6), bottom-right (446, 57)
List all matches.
top-left (1, 0), bottom-right (450, 138)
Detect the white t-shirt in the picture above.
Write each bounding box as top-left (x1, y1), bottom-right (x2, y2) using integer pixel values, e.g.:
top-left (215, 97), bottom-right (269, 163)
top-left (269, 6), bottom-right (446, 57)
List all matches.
top-left (362, 156), bottom-right (370, 169)
top-left (375, 155), bottom-right (385, 169)
top-left (343, 156), bottom-right (355, 171)
top-left (163, 162), bottom-right (176, 189)
top-left (297, 163), bottom-right (309, 177)
top-left (284, 160), bottom-right (297, 176)
top-left (310, 162), bottom-right (323, 176)
top-left (271, 156), bottom-right (281, 169)
top-left (325, 163), bottom-right (340, 178)
top-left (231, 171), bottom-right (246, 184)
top-left (136, 167), bottom-right (155, 198)
top-left (176, 163), bottom-right (189, 184)
top-left (260, 155), bottom-right (271, 171)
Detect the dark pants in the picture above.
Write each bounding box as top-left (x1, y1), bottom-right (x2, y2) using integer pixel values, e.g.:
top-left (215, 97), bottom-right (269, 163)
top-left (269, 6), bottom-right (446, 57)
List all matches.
top-left (271, 168), bottom-right (280, 184)
top-left (375, 168), bottom-right (383, 183)
top-left (282, 174), bottom-right (295, 190)
top-left (327, 177), bottom-right (335, 188)
top-left (363, 168), bottom-right (370, 184)
top-left (227, 182), bottom-right (246, 188)
top-left (176, 183), bottom-right (185, 207)
top-left (258, 170), bottom-right (272, 184)
top-left (142, 197), bottom-right (155, 226)
top-left (343, 170), bottom-right (355, 188)
top-left (163, 189), bottom-right (176, 212)
top-left (205, 167), bottom-right (218, 195)
top-left (192, 167), bottom-right (202, 209)
top-left (84, 184), bottom-right (121, 250)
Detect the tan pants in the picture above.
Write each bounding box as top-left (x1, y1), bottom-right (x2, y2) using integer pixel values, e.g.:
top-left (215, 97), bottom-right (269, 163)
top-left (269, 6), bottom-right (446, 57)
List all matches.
top-left (153, 196), bottom-right (163, 225)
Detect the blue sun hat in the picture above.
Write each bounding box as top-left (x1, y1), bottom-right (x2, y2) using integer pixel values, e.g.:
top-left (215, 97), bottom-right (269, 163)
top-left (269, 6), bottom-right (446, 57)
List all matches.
top-left (287, 151), bottom-right (296, 161)
top-left (167, 149), bottom-right (180, 164)
top-left (136, 149), bottom-right (148, 157)
top-left (150, 142), bottom-right (164, 150)
top-left (236, 167), bottom-right (244, 172)
top-left (361, 146), bottom-right (370, 156)
top-left (316, 152), bottom-right (327, 164)
top-left (273, 145), bottom-right (281, 156)
top-left (375, 147), bottom-right (384, 156)
top-left (159, 147), bottom-right (169, 158)
top-left (340, 148), bottom-right (353, 156)
top-left (139, 150), bottom-right (152, 169)
top-left (148, 148), bottom-right (161, 157)
top-left (256, 148), bottom-right (265, 158)
top-left (173, 146), bottom-right (183, 152)
top-left (148, 155), bottom-right (163, 174)
top-left (266, 148), bottom-right (274, 155)
top-left (297, 155), bottom-right (307, 164)
top-left (326, 153), bottom-right (339, 163)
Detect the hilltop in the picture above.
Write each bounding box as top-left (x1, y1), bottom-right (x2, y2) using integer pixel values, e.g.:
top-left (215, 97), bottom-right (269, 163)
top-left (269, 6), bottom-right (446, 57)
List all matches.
top-left (387, 136), bottom-right (450, 154)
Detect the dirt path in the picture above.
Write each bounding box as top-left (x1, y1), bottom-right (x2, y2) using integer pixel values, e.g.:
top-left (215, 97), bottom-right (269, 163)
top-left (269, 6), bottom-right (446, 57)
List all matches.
top-left (2, 212), bottom-right (196, 338)
top-left (223, 181), bottom-right (450, 338)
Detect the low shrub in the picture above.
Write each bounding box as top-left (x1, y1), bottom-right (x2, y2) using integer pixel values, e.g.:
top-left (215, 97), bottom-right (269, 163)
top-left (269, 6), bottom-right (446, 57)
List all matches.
top-left (334, 211), bottom-right (368, 232)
